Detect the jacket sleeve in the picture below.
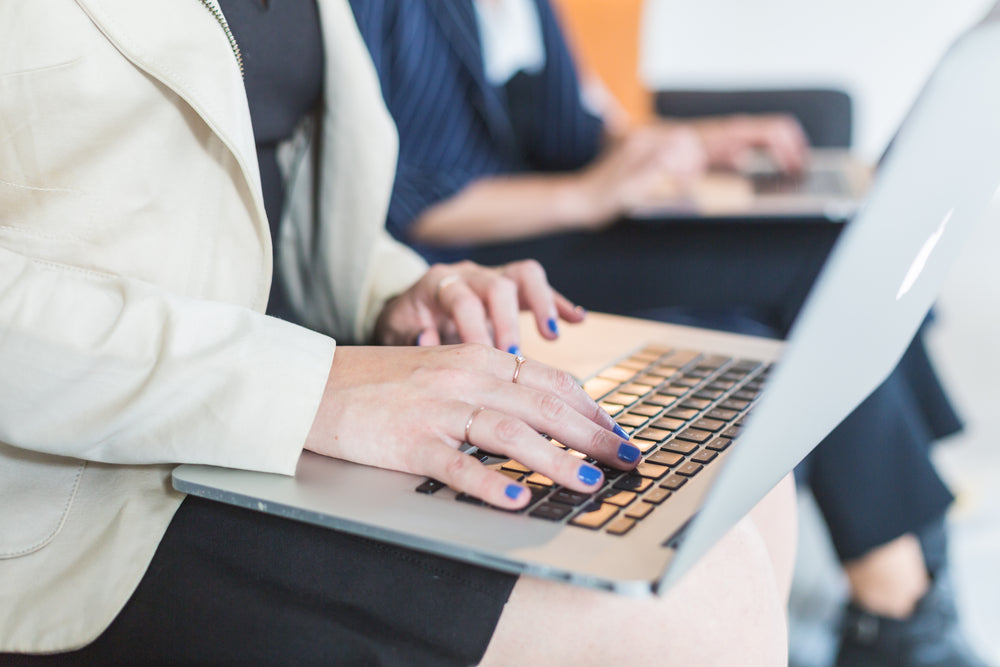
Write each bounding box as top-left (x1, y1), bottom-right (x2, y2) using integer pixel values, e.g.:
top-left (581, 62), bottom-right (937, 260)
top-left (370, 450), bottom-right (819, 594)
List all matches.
top-left (0, 244), bottom-right (334, 476)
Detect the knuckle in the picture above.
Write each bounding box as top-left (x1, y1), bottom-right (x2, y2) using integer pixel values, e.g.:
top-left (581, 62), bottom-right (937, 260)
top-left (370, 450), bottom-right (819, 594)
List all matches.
top-left (550, 369), bottom-right (579, 397)
top-left (443, 450), bottom-right (475, 483)
top-left (493, 415), bottom-right (523, 445)
top-left (537, 392), bottom-right (568, 423)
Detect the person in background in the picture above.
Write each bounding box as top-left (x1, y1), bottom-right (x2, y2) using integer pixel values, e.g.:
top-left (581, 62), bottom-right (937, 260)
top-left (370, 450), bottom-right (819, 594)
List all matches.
top-left (0, 1), bottom-right (796, 664)
top-left (346, 1), bottom-right (987, 665)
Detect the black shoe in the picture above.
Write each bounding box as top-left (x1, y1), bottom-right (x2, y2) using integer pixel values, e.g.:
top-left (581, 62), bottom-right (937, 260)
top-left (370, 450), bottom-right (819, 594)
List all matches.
top-left (834, 570), bottom-right (990, 667)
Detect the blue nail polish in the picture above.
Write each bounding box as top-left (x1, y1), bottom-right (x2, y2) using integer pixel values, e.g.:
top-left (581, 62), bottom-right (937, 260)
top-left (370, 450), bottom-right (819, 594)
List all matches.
top-left (505, 483), bottom-right (524, 500)
top-left (612, 423), bottom-right (630, 440)
top-left (547, 318), bottom-right (559, 335)
top-left (415, 331), bottom-right (425, 346)
top-left (577, 464), bottom-right (602, 486)
top-left (617, 442), bottom-right (641, 464)
top-left (507, 344), bottom-right (521, 355)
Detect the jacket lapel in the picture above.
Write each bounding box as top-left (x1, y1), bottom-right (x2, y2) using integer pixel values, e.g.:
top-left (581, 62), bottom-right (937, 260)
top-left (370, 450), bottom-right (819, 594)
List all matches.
top-left (429, 1), bottom-right (520, 158)
top-left (73, 0), bottom-right (266, 226)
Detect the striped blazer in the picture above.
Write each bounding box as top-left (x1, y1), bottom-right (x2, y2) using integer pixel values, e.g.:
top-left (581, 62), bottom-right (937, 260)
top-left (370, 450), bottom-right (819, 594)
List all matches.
top-left (348, 0), bottom-right (605, 260)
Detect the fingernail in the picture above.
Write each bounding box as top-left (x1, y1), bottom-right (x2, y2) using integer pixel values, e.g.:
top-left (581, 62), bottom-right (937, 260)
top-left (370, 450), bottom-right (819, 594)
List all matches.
top-left (416, 331), bottom-right (425, 346)
top-left (577, 464), bottom-right (602, 486)
top-left (507, 344), bottom-right (521, 355)
top-left (547, 318), bottom-right (559, 335)
top-left (617, 442), bottom-right (641, 464)
top-left (575, 305), bottom-right (587, 317)
top-left (505, 483), bottom-right (524, 500)
top-left (612, 423), bottom-right (630, 440)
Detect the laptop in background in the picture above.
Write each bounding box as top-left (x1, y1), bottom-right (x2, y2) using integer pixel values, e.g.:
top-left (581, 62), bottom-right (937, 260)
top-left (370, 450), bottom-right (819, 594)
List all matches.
top-left (625, 147), bottom-right (870, 222)
top-left (173, 17), bottom-right (1000, 596)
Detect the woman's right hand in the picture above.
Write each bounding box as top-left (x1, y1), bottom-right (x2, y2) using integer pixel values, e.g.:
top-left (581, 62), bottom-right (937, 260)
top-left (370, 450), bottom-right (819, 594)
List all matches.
top-left (576, 124), bottom-right (708, 225)
top-left (304, 344), bottom-right (641, 509)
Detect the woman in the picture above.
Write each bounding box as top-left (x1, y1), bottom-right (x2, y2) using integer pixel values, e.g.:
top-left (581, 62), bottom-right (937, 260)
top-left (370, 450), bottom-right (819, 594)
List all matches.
top-left (0, 1), bottom-right (795, 663)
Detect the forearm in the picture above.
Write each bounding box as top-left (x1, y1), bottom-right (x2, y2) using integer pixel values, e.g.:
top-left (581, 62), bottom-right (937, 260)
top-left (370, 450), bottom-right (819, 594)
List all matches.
top-left (408, 173), bottom-right (609, 246)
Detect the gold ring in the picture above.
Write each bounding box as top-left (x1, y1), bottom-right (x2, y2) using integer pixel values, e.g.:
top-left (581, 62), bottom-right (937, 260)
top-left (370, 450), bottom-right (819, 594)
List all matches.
top-left (435, 274), bottom-right (462, 301)
top-left (464, 406), bottom-right (486, 444)
top-left (511, 354), bottom-right (526, 384)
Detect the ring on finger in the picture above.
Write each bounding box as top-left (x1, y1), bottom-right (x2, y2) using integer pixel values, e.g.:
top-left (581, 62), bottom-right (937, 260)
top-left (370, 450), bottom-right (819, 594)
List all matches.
top-left (436, 274), bottom-right (462, 302)
top-left (511, 354), bottom-right (526, 384)
top-left (464, 406), bottom-right (486, 444)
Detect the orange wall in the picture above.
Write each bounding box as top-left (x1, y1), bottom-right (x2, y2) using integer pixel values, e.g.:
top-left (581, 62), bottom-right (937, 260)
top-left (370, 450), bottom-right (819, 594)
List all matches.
top-left (550, 0), bottom-right (653, 124)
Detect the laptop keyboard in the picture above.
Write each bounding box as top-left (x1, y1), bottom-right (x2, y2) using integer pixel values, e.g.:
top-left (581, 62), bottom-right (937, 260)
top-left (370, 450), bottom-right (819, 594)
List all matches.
top-left (415, 345), bottom-right (769, 536)
top-left (749, 168), bottom-right (848, 197)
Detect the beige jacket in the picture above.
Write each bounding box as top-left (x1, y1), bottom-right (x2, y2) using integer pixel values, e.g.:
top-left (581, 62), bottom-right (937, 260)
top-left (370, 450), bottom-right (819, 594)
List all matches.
top-left (0, 0), bottom-right (427, 653)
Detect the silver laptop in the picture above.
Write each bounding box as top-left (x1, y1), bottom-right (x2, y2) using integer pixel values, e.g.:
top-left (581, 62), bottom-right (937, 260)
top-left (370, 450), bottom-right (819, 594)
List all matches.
top-left (174, 18), bottom-right (1000, 596)
top-left (626, 147), bottom-right (870, 222)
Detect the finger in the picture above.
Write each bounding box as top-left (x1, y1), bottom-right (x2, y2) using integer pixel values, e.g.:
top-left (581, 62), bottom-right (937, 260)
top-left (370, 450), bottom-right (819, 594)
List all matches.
top-left (435, 278), bottom-right (493, 346)
top-left (419, 427), bottom-right (535, 510)
top-left (553, 290), bottom-right (586, 324)
top-left (463, 270), bottom-right (522, 354)
top-left (463, 406), bottom-right (609, 496)
top-left (503, 260), bottom-right (559, 340)
top-left (416, 327), bottom-right (440, 346)
top-left (468, 376), bottom-right (640, 474)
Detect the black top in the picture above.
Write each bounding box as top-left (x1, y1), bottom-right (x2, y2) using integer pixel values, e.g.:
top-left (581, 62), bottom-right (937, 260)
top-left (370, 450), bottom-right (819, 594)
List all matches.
top-left (217, 0), bottom-right (324, 319)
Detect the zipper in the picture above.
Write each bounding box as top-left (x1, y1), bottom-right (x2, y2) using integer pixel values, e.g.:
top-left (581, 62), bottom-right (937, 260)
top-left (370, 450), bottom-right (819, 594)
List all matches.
top-left (196, 0), bottom-right (244, 78)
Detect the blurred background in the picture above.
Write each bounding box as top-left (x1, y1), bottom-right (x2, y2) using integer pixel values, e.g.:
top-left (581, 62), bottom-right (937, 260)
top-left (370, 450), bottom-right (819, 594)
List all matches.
top-left (551, 1), bottom-right (999, 664)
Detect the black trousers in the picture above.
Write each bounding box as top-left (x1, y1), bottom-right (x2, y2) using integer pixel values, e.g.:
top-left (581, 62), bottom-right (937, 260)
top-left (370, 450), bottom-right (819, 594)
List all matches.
top-left (470, 219), bottom-right (961, 561)
top-left (5, 497), bottom-right (516, 666)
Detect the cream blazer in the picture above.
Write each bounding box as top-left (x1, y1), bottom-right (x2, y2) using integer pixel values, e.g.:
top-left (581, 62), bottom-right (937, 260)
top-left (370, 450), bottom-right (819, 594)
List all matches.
top-left (0, 0), bottom-right (427, 653)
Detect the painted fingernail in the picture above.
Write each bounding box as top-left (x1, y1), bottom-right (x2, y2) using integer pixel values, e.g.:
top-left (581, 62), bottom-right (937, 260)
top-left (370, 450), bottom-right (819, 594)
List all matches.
top-left (617, 442), bottom-right (641, 464)
top-left (577, 464), bottom-right (602, 486)
top-left (505, 483), bottom-right (524, 500)
top-left (416, 331), bottom-right (426, 346)
top-left (547, 318), bottom-right (559, 335)
top-left (507, 344), bottom-right (521, 355)
top-left (612, 423), bottom-right (630, 440)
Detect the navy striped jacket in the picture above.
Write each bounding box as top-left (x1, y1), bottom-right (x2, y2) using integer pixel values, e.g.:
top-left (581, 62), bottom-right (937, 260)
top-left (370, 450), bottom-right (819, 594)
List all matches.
top-left (347, 0), bottom-right (605, 261)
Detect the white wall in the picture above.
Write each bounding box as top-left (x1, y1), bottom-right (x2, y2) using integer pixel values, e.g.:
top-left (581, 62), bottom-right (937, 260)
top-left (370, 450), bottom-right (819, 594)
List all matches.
top-left (640, 0), bottom-right (994, 161)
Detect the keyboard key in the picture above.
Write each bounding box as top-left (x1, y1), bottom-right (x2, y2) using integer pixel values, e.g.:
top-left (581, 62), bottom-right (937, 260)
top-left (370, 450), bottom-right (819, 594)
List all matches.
top-left (692, 449), bottom-right (719, 464)
top-left (675, 376), bottom-right (702, 387)
top-left (455, 493), bottom-right (485, 506)
top-left (676, 461), bottom-right (704, 477)
top-left (646, 450), bottom-right (684, 467)
top-left (502, 460), bottom-right (530, 473)
top-left (675, 428), bottom-right (713, 444)
top-left (665, 407), bottom-right (699, 421)
top-left (682, 397), bottom-right (714, 409)
top-left (635, 462), bottom-right (669, 480)
top-left (661, 439), bottom-right (699, 455)
top-left (599, 489), bottom-right (637, 507)
top-left (631, 437), bottom-right (658, 454)
top-left (570, 502), bottom-right (619, 529)
top-left (621, 383), bottom-right (652, 396)
top-left (635, 374), bottom-right (666, 387)
top-left (706, 408), bottom-right (739, 421)
top-left (647, 365), bottom-right (681, 379)
top-left (721, 426), bottom-right (743, 439)
top-left (644, 393), bottom-right (677, 407)
top-left (691, 418), bottom-right (726, 432)
top-left (650, 417), bottom-right (685, 431)
top-left (644, 487), bottom-right (672, 505)
top-left (658, 384), bottom-right (688, 397)
top-left (636, 427), bottom-right (672, 442)
top-left (606, 517), bottom-right (637, 536)
top-left (415, 479), bottom-right (445, 494)
top-left (732, 389), bottom-right (759, 401)
top-left (525, 472), bottom-right (554, 487)
top-left (625, 502), bottom-right (655, 520)
top-left (719, 398), bottom-right (750, 411)
top-left (530, 502), bottom-right (573, 521)
top-left (550, 489), bottom-right (592, 506)
top-left (618, 359), bottom-right (650, 371)
top-left (692, 389), bottom-right (724, 400)
top-left (629, 403), bottom-right (662, 417)
top-left (660, 474), bottom-right (688, 491)
top-left (606, 392), bottom-right (641, 407)
top-left (705, 437), bottom-right (732, 452)
top-left (583, 377), bottom-right (622, 400)
top-left (612, 474), bottom-right (653, 493)
top-left (616, 413), bottom-right (648, 428)
top-left (599, 401), bottom-right (625, 417)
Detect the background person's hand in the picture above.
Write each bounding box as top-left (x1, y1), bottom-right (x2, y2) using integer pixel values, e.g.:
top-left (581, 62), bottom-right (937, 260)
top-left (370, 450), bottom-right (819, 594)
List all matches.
top-left (304, 344), bottom-right (640, 509)
top-left (688, 113), bottom-right (810, 174)
top-left (576, 124), bottom-right (708, 224)
top-left (374, 260), bottom-right (585, 354)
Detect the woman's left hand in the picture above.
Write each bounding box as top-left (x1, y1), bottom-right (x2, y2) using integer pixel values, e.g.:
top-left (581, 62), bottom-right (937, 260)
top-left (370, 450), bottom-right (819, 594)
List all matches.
top-left (374, 259), bottom-right (585, 353)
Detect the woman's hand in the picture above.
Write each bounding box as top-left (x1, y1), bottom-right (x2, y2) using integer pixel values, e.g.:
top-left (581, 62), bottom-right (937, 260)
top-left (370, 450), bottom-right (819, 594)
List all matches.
top-left (688, 113), bottom-right (810, 174)
top-left (374, 260), bottom-right (585, 354)
top-left (304, 344), bottom-right (640, 509)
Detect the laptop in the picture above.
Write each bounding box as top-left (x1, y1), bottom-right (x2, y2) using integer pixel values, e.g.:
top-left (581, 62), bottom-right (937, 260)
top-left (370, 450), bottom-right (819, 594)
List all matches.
top-left (173, 18), bottom-right (1000, 596)
top-left (625, 147), bottom-right (870, 222)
